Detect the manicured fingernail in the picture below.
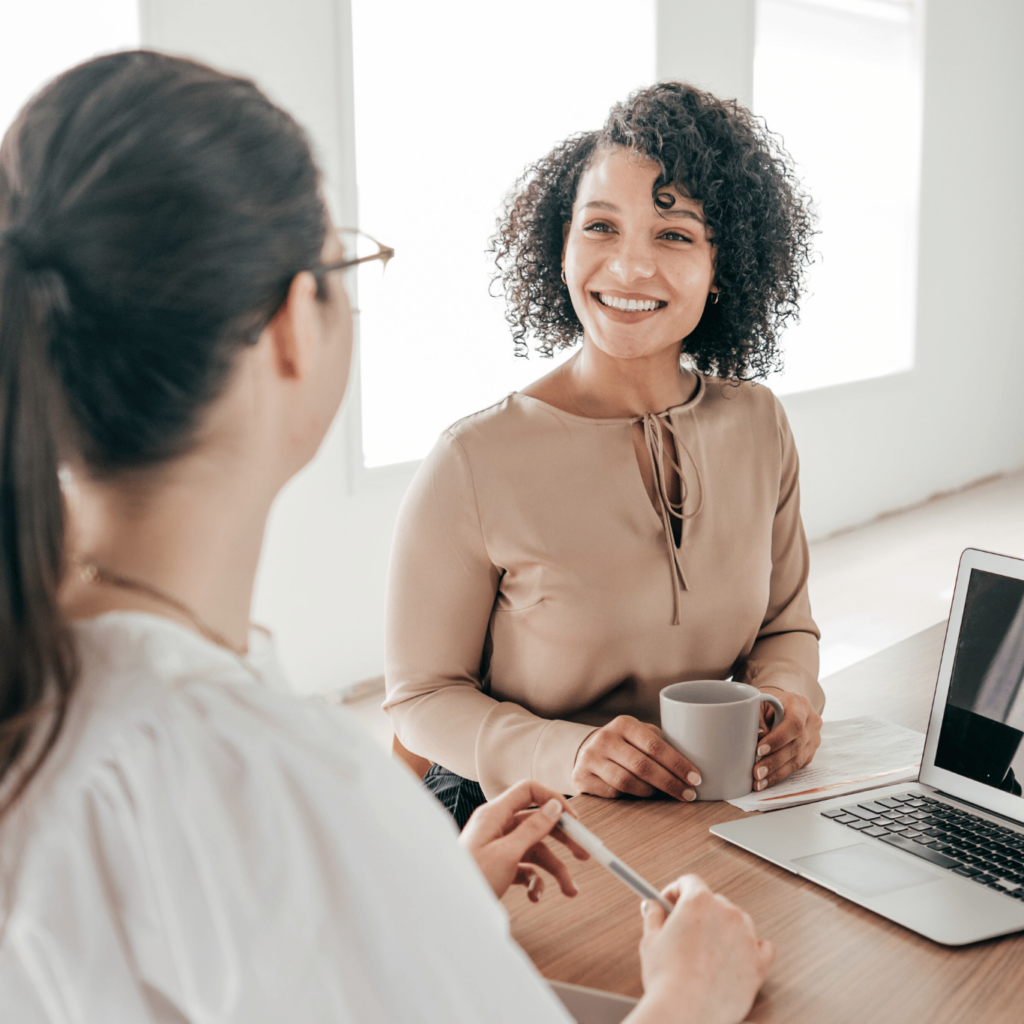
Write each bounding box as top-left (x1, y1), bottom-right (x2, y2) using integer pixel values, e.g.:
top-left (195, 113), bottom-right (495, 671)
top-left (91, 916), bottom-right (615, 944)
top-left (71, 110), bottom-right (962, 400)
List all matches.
top-left (757, 744), bottom-right (770, 757)
top-left (542, 798), bottom-right (561, 819)
top-left (640, 900), bottom-right (650, 916)
top-left (527, 875), bottom-right (539, 894)
top-left (756, 766), bottom-right (768, 780)
top-left (686, 772), bottom-right (701, 786)
top-left (756, 780), bottom-right (766, 791)
top-left (683, 788), bottom-right (696, 802)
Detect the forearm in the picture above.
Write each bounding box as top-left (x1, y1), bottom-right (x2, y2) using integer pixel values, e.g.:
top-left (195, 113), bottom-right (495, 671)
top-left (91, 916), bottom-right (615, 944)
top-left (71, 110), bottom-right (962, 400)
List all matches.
top-left (386, 683), bottom-right (596, 796)
top-left (385, 683), bottom-right (500, 780)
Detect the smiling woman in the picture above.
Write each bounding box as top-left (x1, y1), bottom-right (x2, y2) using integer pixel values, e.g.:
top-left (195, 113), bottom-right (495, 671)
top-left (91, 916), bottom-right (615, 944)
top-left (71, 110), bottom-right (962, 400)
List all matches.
top-left (384, 82), bottom-right (825, 828)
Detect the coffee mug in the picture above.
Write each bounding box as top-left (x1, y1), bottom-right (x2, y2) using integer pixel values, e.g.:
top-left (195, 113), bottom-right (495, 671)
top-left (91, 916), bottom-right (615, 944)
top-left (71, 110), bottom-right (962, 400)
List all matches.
top-left (659, 681), bottom-right (786, 801)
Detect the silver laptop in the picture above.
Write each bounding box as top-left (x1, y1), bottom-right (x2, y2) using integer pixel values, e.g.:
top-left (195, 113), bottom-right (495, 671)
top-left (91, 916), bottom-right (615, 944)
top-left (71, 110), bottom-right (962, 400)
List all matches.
top-left (712, 547), bottom-right (1024, 945)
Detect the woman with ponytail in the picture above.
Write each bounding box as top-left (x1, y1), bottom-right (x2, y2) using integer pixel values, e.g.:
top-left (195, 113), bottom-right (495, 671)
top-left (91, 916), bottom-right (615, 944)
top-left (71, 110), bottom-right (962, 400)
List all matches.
top-left (0, 52), bottom-right (772, 1023)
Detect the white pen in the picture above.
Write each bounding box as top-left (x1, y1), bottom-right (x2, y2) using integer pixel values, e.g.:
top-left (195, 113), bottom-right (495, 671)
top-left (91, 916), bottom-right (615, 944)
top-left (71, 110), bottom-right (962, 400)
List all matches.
top-left (557, 813), bottom-right (674, 914)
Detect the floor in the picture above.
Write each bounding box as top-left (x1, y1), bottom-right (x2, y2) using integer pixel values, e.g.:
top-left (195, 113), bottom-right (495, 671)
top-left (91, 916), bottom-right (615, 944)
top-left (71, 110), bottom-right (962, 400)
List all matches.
top-left (345, 469), bottom-right (1024, 751)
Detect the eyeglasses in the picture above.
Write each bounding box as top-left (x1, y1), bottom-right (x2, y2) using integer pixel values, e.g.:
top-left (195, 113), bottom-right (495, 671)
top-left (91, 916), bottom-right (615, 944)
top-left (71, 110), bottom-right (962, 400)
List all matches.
top-left (245, 228), bottom-right (394, 344)
top-left (312, 228), bottom-right (394, 278)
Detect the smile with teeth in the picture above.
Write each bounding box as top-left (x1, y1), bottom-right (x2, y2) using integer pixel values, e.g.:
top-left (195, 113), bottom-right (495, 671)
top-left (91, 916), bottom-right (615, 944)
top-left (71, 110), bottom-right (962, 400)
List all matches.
top-left (596, 292), bottom-right (666, 312)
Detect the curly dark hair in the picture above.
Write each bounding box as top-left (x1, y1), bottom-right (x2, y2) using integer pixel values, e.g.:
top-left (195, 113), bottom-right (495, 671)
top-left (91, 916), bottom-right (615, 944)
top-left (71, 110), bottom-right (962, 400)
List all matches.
top-left (490, 82), bottom-right (815, 380)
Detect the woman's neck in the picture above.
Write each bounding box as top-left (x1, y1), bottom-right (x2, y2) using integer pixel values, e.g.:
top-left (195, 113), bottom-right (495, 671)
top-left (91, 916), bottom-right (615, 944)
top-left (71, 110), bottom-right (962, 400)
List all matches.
top-left (524, 338), bottom-right (698, 420)
top-left (60, 451), bottom-right (275, 654)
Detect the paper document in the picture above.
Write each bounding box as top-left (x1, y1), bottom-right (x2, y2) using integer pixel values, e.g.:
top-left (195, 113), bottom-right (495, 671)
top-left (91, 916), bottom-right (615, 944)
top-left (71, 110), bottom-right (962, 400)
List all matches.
top-left (727, 716), bottom-right (925, 812)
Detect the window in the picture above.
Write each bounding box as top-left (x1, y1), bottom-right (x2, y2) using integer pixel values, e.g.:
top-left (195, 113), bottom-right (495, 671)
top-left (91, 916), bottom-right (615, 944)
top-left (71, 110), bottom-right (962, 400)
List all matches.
top-left (754, 0), bottom-right (924, 395)
top-left (0, 0), bottom-right (138, 137)
top-left (351, 0), bottom-right (656, 468)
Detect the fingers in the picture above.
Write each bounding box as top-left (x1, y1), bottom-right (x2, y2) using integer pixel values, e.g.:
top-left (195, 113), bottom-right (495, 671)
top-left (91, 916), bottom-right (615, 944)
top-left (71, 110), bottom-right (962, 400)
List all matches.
top-left (757, 938), bottom-right (777, 974)
top-left (574, 717), bottom-right (701, 801)
top-left (754, 726), bottom-right (821, 789)
top-left (487, 780), bottom-right (577, 829)
top-left (663, 873), bottom-right (708, 900)
top-left (641, 896), bottom-right (668, 938)
top-left (513, 866), bottom-right (546, 903)
top-left (642, 874), bottom-right (708, 936)
top-left (625, 720), bottom-right (702, 794)
top-left (758, 708), bottom-right (803, 758)
top-left (753, 692), bottom-right (822, 790)
top-left (495, 796), bottom-right (566, 864)
top-left (576, 772), bottom-right (626, 800)
top-left (523, 842), bottom-right (579, 897)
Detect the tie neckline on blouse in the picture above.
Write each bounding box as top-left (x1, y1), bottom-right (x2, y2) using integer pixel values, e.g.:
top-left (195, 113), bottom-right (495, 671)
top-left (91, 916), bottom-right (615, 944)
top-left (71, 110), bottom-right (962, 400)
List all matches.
top-left (637, 410), bottom-right (705, 625)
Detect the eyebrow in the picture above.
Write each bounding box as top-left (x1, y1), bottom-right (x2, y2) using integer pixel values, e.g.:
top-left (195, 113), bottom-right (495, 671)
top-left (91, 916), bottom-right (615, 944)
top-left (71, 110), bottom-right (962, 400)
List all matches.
top-left (580, 199), bottom-right (705, 224)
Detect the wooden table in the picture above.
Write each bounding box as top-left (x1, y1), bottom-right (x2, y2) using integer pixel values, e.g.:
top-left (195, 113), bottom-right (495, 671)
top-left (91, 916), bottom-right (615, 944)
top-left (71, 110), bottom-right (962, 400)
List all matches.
top-left (503, 623), bottom-right (1024, 1023)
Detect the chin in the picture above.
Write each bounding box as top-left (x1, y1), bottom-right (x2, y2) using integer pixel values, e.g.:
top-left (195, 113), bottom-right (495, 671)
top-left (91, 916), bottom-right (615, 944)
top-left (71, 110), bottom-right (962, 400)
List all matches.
top-left (592, 340), bottom-right (663, 362)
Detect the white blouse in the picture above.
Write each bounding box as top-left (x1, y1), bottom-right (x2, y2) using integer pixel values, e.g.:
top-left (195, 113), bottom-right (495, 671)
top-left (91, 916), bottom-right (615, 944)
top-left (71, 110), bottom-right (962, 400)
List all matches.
top-left (0, 613), bottom-right (572, 1023)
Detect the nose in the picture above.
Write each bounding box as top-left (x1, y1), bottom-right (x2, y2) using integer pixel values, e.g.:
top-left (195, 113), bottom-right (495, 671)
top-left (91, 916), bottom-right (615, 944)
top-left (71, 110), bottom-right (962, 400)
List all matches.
top-left (608, 234), bottom-right (657, 283)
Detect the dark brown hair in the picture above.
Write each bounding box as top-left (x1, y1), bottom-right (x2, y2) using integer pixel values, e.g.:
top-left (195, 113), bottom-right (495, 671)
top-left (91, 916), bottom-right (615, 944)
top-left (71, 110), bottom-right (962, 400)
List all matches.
top-left (491, 81), bottom-right (815, 379)
top-left (0, 51), bottom-right (326, 816)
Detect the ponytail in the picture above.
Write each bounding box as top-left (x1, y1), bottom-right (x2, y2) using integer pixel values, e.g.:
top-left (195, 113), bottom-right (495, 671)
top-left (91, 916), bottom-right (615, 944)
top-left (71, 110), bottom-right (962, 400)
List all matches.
top-left (0, 233), bottom-right (76, 818)
top-left (0, 50), bottom-right (326, 813)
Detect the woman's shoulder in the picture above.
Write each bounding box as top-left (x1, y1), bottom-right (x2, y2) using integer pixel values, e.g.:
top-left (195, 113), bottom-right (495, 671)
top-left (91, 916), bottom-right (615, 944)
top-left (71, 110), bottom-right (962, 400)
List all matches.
top-left (0, 614), bottom-right (549, 1022)
top-left (698, 375), bottom-right (789, 433)
top-left (6, 614), bottom-right (382, 832)
top-left (421, 392), bottom-right (581, 477)
top-left (444, 391), bottom-right (571, 441)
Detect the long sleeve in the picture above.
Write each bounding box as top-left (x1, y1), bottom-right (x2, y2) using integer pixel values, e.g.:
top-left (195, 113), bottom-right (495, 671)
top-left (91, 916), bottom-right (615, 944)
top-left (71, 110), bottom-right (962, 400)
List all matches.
top-left (383, 429), bottom-right (594, 796)
top-left (736, 395), bottom-right (824, 711)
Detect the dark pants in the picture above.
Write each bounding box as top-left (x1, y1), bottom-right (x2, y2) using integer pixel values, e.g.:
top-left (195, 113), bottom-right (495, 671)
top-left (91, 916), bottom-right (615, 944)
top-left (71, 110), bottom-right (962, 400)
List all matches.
top-left (423, 763), bottom-right (487, 830)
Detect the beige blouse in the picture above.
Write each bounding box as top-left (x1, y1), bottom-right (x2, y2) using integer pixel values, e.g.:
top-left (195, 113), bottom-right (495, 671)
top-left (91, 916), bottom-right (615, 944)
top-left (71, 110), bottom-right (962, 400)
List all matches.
top-left (384, 376), bottom-right (823, 798)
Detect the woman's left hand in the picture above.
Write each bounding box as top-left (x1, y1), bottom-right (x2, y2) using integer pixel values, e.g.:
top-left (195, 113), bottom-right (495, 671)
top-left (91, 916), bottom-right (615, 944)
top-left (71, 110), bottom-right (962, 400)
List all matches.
top-left (752, 688), bottom-right (822, 790)
top-left (458, 780), bottom-right (590, 901)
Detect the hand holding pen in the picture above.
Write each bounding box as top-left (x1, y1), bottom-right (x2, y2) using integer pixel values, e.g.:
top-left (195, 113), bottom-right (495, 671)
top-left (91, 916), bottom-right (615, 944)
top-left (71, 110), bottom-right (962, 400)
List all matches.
top-left (556, 813), bottom-right (775, 1024)
top-left (459, 781), bottom-right (590, 901)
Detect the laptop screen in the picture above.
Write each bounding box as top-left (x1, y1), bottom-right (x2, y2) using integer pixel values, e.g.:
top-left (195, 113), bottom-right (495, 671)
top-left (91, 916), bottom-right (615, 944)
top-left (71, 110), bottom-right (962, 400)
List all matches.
top-left (935, 567), bottom-right (1024, 798)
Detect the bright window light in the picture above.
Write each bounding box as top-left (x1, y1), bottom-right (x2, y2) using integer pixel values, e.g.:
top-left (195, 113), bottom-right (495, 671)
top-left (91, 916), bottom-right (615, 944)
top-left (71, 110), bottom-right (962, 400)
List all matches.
top-left (352, 0), bottom-right (655, 469)
top-left (754, 0), bottom-right (924, 395)
top-left (0, 0), bottom-right (139, 140)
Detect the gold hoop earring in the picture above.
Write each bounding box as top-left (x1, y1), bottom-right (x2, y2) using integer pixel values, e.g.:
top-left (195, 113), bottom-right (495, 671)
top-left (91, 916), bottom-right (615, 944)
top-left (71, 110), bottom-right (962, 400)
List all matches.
top-left (710, 292), bottom-right (720, 305)
top-left (561, 267), bottom-right (567, 286)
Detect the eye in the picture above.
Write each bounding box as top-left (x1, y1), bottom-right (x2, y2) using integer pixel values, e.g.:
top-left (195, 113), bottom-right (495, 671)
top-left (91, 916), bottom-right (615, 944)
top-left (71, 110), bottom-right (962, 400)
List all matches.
top-left (660, 230), bottom-right (694, 243)
top-left (582, 220), bottom-right (615, 234)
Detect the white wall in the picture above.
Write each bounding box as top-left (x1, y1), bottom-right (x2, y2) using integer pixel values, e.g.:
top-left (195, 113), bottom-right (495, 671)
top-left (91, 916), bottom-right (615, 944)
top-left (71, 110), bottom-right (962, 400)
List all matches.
top-left (783, 0), bottom-right (1024, 538)
top-left (661, 0), bottom-right (1024, 539)
top-left (141, 0), bottom-right (1024, 692)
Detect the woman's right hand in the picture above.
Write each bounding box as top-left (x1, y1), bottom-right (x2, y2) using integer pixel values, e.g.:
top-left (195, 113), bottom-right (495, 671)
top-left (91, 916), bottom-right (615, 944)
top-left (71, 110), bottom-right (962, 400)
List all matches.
top-left (629, 875), bottom-right (775, 1024)
top-left (572, 715), bottom-right (701, 802)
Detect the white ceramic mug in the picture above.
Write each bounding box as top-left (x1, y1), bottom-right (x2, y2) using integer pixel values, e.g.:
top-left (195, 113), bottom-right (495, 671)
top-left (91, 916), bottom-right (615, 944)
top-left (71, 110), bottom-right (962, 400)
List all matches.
top-left (659, 681), bottom-right (786, 801)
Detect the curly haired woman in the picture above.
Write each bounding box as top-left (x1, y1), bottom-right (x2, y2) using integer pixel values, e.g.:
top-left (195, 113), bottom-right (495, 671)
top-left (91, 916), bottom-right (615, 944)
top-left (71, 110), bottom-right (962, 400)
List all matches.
top-left (384, 82), bottom-right (825, 827)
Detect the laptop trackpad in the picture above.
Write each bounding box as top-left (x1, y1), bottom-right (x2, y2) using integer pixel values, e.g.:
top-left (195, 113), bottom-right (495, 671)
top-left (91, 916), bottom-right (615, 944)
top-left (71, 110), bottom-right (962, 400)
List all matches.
top-left (794, 843), bottom-right (939, 898)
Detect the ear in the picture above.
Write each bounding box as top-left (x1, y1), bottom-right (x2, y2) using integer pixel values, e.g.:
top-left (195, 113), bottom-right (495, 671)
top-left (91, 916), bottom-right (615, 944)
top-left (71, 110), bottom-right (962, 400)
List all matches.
top-left (264, 270), bottom-right (320, 381)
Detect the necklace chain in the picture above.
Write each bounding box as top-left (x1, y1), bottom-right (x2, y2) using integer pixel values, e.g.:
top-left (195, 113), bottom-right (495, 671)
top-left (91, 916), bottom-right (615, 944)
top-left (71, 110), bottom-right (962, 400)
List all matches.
top-left (72, 556), bottom-right (247, 656)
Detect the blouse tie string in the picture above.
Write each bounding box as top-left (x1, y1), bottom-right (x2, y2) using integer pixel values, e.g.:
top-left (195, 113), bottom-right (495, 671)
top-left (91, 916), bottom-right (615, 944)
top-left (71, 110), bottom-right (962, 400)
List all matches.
top-left (639, 411), bottom-right (705, 626)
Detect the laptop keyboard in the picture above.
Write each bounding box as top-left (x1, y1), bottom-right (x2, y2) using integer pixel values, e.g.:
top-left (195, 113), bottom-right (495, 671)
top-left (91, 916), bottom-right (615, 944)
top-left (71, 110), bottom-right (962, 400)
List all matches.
top-left (821, 792), bottom-right (1024, 899)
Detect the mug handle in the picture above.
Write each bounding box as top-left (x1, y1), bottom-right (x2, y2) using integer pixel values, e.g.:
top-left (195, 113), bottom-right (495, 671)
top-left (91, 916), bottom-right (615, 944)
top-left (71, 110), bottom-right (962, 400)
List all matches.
top-left (758, 693), bottom-right (785, 729)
